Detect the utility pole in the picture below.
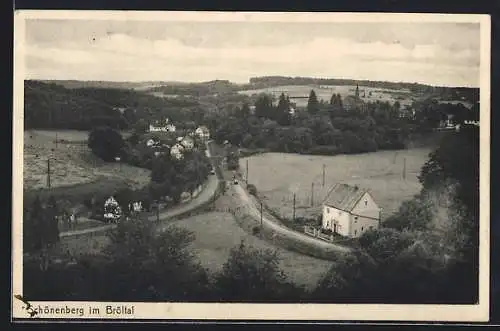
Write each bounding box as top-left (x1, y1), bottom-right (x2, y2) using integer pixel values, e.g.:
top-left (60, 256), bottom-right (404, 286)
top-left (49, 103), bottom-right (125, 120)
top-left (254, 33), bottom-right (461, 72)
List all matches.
top-left (403, 157), bottom-right (407, 180)
top-left (47, 159), bottom-right (51, 188)
top-left (311, 182), bottom-right (314, 206)
top-left (322, 164), bottom-right (325, 187)
top-left (260, 201), bottom-right (263, 228)
top-left (293, 193), bottom-right (296, 222)
top-left (55, 132), bottom-right (58, 149)
top-left (156, 203), bottom-right (160, 222)
top-left (246, 159), bottom-right (249, 185)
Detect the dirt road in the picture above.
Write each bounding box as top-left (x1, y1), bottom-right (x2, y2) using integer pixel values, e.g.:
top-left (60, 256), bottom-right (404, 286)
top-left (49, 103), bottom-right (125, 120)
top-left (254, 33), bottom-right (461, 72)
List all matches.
top-left (232, 184), bottom-right (352, 253)
top-left (60, 140), bottom-right (220, 237)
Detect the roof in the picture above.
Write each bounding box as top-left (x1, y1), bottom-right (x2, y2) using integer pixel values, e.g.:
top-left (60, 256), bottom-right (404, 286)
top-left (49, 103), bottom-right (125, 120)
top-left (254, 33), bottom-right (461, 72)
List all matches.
top-left (322, 183), bottom-right (368, 212)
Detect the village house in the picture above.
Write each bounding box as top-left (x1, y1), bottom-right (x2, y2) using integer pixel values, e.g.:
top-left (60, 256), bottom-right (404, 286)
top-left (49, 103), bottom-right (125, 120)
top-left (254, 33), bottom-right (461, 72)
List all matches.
top-left (170, 143), bottom-right (184, 160)
top-left (440, 114), bottom-right (456, 129)
top-left (195, 126), bottom-right (211, 141)
top-left (180, 136), bottom-right (195, 150)
top-left (104, 196), bottom-right (122, 223)
top-left (322, 183), bottom-right (381, 238)
top-left (146, 138), bottom-right (161, 148)
top-left (343, 85), bottom-right (367, 112)
top-left (148, 118), bottom-right (176, 133)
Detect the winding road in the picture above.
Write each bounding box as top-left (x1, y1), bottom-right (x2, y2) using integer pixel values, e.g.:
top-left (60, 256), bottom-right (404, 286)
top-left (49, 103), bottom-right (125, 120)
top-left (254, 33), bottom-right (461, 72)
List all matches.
top-left (233, 183), bottom-right (352, 253)
top-left (60, 140), bottom-right (220, 238)
top-left (61, 139), bottom-right (350, 256)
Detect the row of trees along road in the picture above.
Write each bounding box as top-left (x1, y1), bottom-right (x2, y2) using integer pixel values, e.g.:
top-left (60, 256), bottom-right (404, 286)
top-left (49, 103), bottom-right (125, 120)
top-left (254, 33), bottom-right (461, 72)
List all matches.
top-left (23, 125), bottom-right (480, 304)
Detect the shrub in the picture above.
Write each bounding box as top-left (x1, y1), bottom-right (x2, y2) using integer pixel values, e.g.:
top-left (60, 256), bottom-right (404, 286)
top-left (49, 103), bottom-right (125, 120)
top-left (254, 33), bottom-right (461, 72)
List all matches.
top-left (88, 126), bottom-right (125, 162)
top-left (252, 226), bottom-right (261, 236)
top-left (247, 184), bottom-right (257, 196)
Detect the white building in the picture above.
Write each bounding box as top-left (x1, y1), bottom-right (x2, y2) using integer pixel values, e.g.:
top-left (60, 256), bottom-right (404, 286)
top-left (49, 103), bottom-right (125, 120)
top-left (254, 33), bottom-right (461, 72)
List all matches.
top-left (148, 118), bottom-right (176, 133)
top-left (322, 183), bottom-right (381, 238)
top-left (180, 136), bottom-right (195, 150)
top-left (104, 196), bottom-right (122, 223)
top-left (170, 143), bottom-right (184, 160)
top-left (195, 126), bottom-right (211, 141)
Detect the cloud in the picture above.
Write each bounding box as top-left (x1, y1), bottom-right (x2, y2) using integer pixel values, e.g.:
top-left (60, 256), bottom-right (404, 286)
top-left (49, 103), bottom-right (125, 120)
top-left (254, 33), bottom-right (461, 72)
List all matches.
top-left (25, 32), bottom-right (480, 87)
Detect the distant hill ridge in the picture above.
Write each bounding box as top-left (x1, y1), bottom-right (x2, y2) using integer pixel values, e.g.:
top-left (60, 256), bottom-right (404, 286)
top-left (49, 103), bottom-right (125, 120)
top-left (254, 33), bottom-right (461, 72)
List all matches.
top-left (38, 76), bottom-right (478, 96)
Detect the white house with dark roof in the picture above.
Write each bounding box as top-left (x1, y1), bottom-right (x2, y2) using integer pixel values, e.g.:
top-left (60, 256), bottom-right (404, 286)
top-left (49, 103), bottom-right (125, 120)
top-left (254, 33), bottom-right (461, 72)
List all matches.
top-left (195, 126), bottom-right (210, 141)
top-left (149, 118), bottom-right (176, 133)
top-left (322, 183), bottom-right (381, 238)
top-left (170, 143), bottom-right (184, 160)
top-left (180, 136), bottom-right (195, 150)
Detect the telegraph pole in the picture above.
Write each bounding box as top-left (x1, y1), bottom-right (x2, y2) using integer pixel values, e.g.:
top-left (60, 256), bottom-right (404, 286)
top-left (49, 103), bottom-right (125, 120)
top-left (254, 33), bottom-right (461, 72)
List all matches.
top-left (55, 132), bottom-right (58, 149)
top-left (403, 157), bottom-right (407, 180)
top-left (47, 159), bottom-right (51, 188)
top-left (260, 201), bottom-right (263, 228)
top-left (156, 203), bottom-right (160, 222)
top-left (293, 193), bottom-right (296, 222)
top-left (322, 164), bottom-right (325, 187)
top-left (311, 182), bottom-right (314, 206)
top-left (246, 159), bottom-right (249, 185)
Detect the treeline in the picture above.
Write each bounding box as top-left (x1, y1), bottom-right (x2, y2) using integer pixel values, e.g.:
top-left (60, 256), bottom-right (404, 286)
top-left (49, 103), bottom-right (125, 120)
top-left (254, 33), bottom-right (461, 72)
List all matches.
top-left (207, 89), bottom-right (479, 156)
top-left (148, 80), bottom-right (241, 97)
top-left (24, 126), bottom-right (479, 304)
top-left (247, 76), bottom-right (480, 101)
top-left (209, 92), bottom-right (404, 155)
top-left (24, 80), bottom-right (202, 131)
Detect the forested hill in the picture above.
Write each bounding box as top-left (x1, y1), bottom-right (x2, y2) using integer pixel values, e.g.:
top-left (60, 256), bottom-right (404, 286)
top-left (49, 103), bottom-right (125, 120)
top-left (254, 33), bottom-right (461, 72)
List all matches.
top-left (23, 80), bottom-right (202, 131)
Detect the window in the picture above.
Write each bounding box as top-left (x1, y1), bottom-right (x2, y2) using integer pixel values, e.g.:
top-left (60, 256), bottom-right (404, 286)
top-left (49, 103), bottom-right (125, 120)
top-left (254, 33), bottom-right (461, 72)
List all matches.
top-left (354, 230), bottom-right (357, 235)
top-left (369, 226), bottom-right (373, 230)
top-left (365, 200), bottom-right (368, 206)
top-left (361, 227), bottom-right (364, 231)
top-left (326, 208), bottom-right (329, 214)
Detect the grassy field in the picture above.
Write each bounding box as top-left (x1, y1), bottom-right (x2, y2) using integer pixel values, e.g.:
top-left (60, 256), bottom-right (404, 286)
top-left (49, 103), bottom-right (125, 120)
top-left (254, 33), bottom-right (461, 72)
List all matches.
top-left (169, 212), bottom-right (332, 289)
top-left (238, 84), bottom-right (416, 108)
top-left (23, 130), bottom-right (148, 190)
top-left (240, 147), bottom-right (432, 221)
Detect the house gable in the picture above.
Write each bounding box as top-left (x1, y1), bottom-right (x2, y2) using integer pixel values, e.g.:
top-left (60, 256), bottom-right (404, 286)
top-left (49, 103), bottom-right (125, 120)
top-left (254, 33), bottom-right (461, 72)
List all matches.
top-left (350, 192), bottom-right (380, 220)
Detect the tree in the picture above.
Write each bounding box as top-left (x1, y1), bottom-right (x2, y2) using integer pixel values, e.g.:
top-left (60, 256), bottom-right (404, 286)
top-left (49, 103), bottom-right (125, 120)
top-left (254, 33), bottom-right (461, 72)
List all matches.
top-left (88, 126), bottom-right (126, 162)
top-left (102, 219), bottom-right (210, 301)
top-left (214, 241), bottom-right (303, 302)
top-left (240, 103), bottom-right (251, 118)
top-left (383, 196), bottom-right (433, 231)
top-left (275, 93), bottom-right (291, 125)
top-left (254, 94), bottom-right (274, 119)
top-left (358, 228), bottom-right (414, 262)
top-left (307, 89), bottom-right (320, 114)
top-left (133, 118), bottom-right (149, 134)
top-left (312, 250), bottom-right (380, 302)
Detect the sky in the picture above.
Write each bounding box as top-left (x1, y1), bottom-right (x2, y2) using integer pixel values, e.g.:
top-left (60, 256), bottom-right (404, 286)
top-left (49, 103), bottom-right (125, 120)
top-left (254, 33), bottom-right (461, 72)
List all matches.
top-left (23, 19), bottom-right (481, 87)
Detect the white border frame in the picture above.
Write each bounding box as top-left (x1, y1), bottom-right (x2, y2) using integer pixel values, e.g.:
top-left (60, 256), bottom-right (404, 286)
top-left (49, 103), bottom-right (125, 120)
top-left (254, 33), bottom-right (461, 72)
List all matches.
top-left (12, 10), bottom-right (491, 322)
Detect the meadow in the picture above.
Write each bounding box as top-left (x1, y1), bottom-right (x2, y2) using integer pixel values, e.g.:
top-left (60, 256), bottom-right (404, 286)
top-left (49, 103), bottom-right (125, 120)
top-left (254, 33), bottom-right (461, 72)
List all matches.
top-left (23, 130), bottom-right (148, 191)
top-left (238, 84), bottom-right (416, 108)
top-left (240, 147), bottom-right (432, 221)
top-left (169, 210), bottom-right (333, 289)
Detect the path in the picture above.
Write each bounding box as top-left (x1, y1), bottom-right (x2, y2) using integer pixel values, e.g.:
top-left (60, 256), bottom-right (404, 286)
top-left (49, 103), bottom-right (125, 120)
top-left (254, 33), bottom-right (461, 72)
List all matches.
top-left (232, 184), bottom-right (352, 253)
top-left (59, 140), bottom-right (220, 237)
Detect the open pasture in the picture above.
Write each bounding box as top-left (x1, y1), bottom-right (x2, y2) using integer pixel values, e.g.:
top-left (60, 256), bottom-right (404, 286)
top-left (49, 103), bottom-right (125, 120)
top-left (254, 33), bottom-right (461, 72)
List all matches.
top-left (238, 84), bottom-right (415, 108)
top-left (240, 147), bottom-right (432, 221)
top-left (23, 130), bottom-right (150, 190)
top-left (168, 202), bottom-right (333, 289)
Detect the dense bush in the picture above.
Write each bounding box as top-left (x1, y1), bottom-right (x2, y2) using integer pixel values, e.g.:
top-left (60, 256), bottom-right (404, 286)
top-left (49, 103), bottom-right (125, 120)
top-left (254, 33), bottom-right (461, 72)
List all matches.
top-left (88, 126), bottom-right (126, 162)
top-left (247, 184), bottom-right (257, 196)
